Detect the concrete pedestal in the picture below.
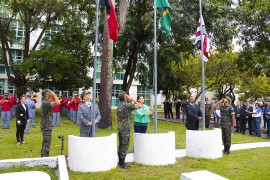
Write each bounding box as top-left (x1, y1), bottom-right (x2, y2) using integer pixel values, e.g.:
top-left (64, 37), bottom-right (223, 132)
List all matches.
top-left (186, 128), bottom-right (222, 159)
top-left (68, 134), bottom-right (117, 172)
top-left (134, 131), bottom-right (175, 165)
top-left (0, 171), bottom-right (51, 180)
top-left (180, 170), bottom-right (228, 180)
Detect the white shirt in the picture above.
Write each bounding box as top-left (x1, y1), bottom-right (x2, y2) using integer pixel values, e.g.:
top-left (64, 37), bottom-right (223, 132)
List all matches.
top-left (22, 104), bottom-right (26, 111)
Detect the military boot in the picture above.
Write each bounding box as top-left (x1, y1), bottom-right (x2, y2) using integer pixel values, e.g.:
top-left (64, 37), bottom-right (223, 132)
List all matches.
top-left (119, 158), bottom-right (131, 169)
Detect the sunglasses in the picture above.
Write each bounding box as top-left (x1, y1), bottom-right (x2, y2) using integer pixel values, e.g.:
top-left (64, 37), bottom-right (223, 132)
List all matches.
top-left (83, 90), bottom-right (91, 95)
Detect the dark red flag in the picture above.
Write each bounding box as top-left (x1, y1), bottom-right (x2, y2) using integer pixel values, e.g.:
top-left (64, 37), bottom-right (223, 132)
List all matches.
top-left (100, 0), bottom-right (119, 41)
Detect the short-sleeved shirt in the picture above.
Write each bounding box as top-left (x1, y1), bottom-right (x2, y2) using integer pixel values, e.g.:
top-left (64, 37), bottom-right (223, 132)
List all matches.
top-left (41, 100), bottom-right (54, 130)
top-left (116, 102), bottom-right (136, 131)
top-left (220, 104), bottom-right (235, 126)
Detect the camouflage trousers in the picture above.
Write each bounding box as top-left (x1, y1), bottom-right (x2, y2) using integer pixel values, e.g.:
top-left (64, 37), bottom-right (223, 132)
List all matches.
top-left (41, 129), bottom-right (52, 157)
top-left (118, 128), bottom-right (130, 159)
top-left (221, 124), bottom-right (231, 150)
top-left (205, 115), bottom-right (211, 127)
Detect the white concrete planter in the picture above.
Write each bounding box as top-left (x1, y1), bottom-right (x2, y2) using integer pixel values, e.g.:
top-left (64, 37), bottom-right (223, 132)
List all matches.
top-left (68, 134), bottom-right (118, 172)
top-left (186, 128), bottom-right (223, 159)
top-left (134, 131), bottom-right (176, 165)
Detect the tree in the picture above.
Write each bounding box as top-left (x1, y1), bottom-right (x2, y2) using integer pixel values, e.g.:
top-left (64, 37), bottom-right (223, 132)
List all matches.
top-left (16, 8), bottom-right (94, 91)
top-left (172, 50), bottom-right (241, 101)
top-left (237, 75), bottom-right (270, 100)
top-left (113, 0), bottom-right (238, 93)
top-left (236, 0), bottom-right (270, 76)
top-left (99, 7), bottom-right (114, 129)
top-left (0, 0), bottom-right (78, 95)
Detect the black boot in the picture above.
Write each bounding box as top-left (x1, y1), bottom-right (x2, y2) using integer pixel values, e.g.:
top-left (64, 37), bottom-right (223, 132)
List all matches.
top-left (222, 148), bottom-right (227, 154)
top-left (225, 148), bottom-right (230, 155)
top-left (119, 158), bottom-right (131, 169)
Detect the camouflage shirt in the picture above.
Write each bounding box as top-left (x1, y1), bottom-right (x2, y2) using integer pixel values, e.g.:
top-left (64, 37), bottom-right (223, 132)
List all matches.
top-left (205, 103), bottom-right (212, 116)
top-left (41, 100), bottom-right (54, 130)
top-left (220, 104), bottom-right (235, 126)
top-left (116, 102), bottom-right (136, 131)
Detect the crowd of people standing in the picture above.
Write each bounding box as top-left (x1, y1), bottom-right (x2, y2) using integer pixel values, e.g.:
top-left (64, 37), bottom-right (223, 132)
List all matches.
top-left (163, 97), bottom-right (270, 137)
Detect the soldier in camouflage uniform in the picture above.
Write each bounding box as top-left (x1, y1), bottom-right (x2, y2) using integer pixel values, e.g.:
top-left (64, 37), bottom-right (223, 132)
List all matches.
top-left (213, 96), bottom-right (236, 155)
top-left (40, 89), bottom-right (60, 157)
top-left (116, 91), bottom-right (142, 169)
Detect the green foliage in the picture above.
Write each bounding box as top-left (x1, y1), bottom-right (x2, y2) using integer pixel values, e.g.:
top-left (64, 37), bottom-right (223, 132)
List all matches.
top-left (172, 50), bottom-right (241, 100)
top-left (17, 46), bottom-right (92, 91)
top-left (236, 0), bottom-right (270, 76)
top-left (13, 1), bottom-right (96, 91)
top-left (237, 75), bottom-right (270, 100)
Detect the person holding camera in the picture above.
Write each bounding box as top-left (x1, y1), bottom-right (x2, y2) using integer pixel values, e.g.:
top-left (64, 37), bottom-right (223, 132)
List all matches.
top-left (15, 96), bottom-right (29, 145)
top-left (40, 89), bottom-right (60, 157)
top-left (1, 92), bottom-right (12, 129)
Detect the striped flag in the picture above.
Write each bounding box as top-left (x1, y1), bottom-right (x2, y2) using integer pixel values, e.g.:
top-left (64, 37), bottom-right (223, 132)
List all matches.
top-left (100, 0), bottom-right (119, 41)
top-left (195, 16), bottom-right (210, 62)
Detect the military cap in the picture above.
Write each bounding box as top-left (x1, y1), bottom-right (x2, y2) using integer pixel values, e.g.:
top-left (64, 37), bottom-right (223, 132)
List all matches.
top-left (118, 91), bottom-right (126, 101)
top-left (41, 89), bottom-right (50, 97)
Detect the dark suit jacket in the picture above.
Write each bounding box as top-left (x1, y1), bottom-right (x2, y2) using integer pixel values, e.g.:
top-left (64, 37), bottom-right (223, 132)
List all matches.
top-left (186, 103), bottom-right (202, 130)
top-left (16, 103), bottom-right (29, 124)
top-left (236, 105), bottom-right (246, 118)
top-left (245, 105), bottom-right (253, 118)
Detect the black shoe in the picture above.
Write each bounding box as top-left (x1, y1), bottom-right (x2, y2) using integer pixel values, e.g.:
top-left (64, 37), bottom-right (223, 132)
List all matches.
top-left (222, 149), bottom-right (226, 154)
top-left (119, 163), bottom-right (131, 169)
top-left (225, 150), bottom-right (230, 155)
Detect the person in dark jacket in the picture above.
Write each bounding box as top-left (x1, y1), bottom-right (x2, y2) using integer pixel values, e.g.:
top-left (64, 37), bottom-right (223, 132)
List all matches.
top-left (185, 96), bottom-right (202, 130)
top-left (15, 96), bottom-right (29, 145)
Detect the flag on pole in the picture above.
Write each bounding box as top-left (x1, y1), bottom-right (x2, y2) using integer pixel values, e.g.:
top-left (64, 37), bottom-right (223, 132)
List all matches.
top-left (100, 0), bottom-right (119, 41)
top-left (195, 16), bottom-right (210, 62)
top-left (156, 0), bottom-right (172, 36)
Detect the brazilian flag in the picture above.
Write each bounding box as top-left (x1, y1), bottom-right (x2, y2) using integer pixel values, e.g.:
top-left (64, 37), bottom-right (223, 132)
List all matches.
top-left (156, 0), bottom-right (172, 36)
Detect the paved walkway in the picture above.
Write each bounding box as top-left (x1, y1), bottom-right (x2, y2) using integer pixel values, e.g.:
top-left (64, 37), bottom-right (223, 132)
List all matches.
top-left (126, 142), bottom-right (270, 162)
top-left (126, 116), bottom-right (270, 162)
top-left (157, 116), bottom-right (270, 139)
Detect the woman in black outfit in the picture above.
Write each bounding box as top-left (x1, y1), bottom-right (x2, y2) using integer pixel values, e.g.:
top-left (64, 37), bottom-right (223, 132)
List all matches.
top-left (16, 96), bottom-right (29, 145)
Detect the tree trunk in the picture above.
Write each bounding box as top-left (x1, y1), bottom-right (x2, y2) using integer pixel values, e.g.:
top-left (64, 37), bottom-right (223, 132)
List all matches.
top-left (98, 8), bottom-right (114, 129)
top-left (118, 0), bottom-right (129, 33)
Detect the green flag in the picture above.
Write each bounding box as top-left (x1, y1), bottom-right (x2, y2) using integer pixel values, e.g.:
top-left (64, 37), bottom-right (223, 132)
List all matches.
top-left (156, 0), bottom-right (172, 36)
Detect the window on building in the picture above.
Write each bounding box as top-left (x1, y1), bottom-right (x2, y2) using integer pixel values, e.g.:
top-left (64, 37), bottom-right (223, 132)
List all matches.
top-left (43, 25), bottom-right (61, 46)
top-left (114, 71), bottom-right (125, 80)
top-left (137, 85), bottom-right (150, 106)
top-left (112, 84), bottom-right (123, 106)
top-left (62, 91), bottom-right (73, 98)
top-left (96, 58), bottom-right (102, 79)
top-left (0, 80), bottom-right (4, 95)
top-left (11, 49), bottom-right (24, 62)
top-left (10, 21), bottom-right (25, 45)
top-left (8, 81), bottom-right (16, 96)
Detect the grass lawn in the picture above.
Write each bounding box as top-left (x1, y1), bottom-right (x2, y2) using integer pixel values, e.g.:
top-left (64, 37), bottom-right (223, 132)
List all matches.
top-left (0, 109), bottom-right (269, 179)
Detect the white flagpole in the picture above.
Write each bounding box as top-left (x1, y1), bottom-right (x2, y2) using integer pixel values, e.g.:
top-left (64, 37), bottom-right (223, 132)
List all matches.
top-left (92, 0), bottom-right (100, 137)
top-left (154, 0), bottom-right (158, 133)
top-left (200, 0), bottom-right (206, 130)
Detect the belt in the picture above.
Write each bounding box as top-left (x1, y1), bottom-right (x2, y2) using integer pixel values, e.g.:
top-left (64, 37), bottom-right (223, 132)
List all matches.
top-left (134, 122), bottom-right (148, 126)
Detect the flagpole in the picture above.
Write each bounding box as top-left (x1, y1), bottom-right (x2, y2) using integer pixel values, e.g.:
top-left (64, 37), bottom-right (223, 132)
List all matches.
top-left (200, 0), bottom-right (205, 130)
top-left (92, 0), bottom-right (100, 137)
top-left (154, 0), bottom-right (158, 133)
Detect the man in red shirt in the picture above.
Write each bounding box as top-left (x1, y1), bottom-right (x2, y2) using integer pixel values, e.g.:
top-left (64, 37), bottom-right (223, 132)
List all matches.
top-left (51, 99), bottom-right (61, 127)
top-left (1, 93), bottom-right (12, 129)
top-left (71, 94), bottom-right (81, 125)
top-left (9, 93), bottom-right (17, 121)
